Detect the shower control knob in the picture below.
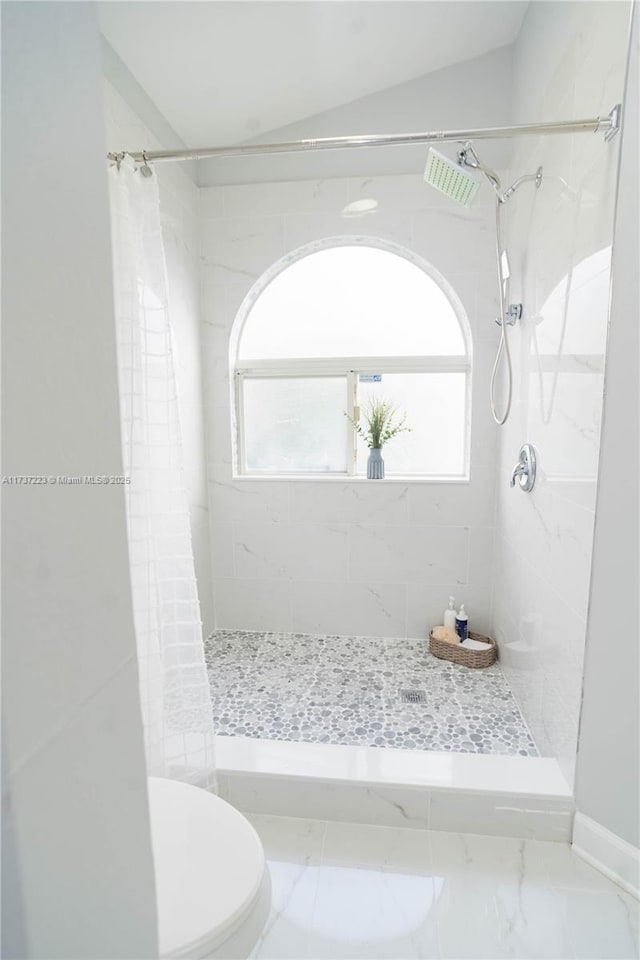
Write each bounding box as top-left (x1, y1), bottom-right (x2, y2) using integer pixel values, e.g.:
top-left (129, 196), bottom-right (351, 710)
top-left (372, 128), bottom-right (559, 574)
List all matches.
top-left (496, 304), bottom-right (522, 326)
top-left (510, 443), bottom-right (537, 492)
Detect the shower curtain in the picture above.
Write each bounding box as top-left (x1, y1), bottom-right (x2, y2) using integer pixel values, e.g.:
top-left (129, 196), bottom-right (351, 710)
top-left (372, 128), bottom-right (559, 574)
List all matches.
top-left (108, 155), bottom-right (216, 790)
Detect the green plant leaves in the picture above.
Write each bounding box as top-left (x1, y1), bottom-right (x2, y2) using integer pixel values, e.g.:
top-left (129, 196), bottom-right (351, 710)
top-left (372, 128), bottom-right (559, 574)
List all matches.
top-left (345, 396), bottom-right (410, 449)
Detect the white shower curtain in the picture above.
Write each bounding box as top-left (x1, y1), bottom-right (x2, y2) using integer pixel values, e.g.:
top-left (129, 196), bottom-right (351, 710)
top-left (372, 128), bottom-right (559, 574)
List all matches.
top-left (108, 156), bottom-right (216, 790)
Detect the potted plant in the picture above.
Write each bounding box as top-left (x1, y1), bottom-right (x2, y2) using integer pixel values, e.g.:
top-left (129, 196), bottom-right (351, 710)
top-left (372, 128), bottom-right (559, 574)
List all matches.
top-left (346, 397), bottom-right (410, 479)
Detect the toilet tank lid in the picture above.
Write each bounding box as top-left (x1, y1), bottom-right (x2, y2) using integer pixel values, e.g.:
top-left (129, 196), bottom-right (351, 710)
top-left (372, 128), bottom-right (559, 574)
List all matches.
top-left (148, 777), bottom-right (266, 958)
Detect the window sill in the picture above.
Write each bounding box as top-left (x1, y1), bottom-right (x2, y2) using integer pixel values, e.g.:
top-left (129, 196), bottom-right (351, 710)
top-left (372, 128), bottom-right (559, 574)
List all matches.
top-left (232, 474), bottom-right (471, 484)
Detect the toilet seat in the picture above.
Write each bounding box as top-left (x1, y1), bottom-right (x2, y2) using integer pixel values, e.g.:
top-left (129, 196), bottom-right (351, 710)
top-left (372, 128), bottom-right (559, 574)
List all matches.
top-left (148, 777), bottom-right (271, 959)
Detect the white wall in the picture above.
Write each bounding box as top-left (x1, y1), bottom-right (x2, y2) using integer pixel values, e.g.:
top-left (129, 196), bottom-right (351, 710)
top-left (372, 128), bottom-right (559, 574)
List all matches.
top-left (103, 80), bottom-right (215, 633)
top-left (1, 3), bottom-right (158, 957)
top-left (575, 3), bottom-right (639, 850)
top-left (200, 174), bottom-right (502, 638)
top-left (491, 0), bottom-right (632, 784)
top-left (2, 749), bottom-right (27, 958)
top-left (198, 46), bottom-right (513, 185)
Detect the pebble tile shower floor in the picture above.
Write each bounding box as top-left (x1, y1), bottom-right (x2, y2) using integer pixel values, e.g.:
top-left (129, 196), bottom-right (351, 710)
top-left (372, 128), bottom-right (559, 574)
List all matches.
top-left (205, 630), bottom-right (538, 757)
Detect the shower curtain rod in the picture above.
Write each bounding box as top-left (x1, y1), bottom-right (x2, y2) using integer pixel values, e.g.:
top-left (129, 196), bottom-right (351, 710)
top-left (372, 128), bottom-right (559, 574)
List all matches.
top-left (108, 104), bottom-right (621, 166)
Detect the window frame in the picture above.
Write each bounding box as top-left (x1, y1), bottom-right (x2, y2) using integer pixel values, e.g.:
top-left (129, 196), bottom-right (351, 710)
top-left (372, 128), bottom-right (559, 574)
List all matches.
top-left (230, 238), bottom-right (473, 481)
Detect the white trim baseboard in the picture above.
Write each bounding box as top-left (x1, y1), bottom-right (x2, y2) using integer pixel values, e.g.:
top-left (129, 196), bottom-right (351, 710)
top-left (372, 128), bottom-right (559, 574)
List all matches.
top-left (573, 812), bottom-right (640, 900)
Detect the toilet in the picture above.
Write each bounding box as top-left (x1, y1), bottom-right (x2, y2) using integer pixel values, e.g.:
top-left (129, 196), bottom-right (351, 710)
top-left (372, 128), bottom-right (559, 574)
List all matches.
top-left (148, 777), bottom-right (271, 959)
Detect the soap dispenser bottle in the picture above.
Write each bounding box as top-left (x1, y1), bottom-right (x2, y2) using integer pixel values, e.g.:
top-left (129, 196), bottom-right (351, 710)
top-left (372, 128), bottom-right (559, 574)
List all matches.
top-left (443, 596), bottom-right (457, 632)
top-left (455, 604), bottom-right (468, 641)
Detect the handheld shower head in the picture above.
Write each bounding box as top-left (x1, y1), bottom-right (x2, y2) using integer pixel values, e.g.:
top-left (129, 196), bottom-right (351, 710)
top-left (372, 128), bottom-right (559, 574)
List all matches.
top-left (422, 139), bottom-right (544, 428)
top-left (423, 147), bottom-right (481, 206)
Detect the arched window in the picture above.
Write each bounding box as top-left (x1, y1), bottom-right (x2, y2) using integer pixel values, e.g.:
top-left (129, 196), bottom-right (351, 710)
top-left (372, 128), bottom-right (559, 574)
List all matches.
top-left (231, 239), bottom-right (471, 478)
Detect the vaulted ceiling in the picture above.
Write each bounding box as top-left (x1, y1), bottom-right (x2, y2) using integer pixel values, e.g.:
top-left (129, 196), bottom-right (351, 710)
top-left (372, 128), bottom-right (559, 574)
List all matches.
top-left (99, 1), bottom-right (528, 149)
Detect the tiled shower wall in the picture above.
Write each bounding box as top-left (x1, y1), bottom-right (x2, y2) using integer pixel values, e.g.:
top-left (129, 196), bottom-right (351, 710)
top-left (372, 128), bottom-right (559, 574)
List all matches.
top-left (103, 82), bottom-right (214, 631)
top-left (200, 175), bottom-right (503, 639)
top-left (491, 0), bottom-right (632, 785)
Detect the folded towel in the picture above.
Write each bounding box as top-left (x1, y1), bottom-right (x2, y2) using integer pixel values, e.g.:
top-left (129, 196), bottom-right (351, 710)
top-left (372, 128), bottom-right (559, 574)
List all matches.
top-left (461, 638), bottom-right (492, 651)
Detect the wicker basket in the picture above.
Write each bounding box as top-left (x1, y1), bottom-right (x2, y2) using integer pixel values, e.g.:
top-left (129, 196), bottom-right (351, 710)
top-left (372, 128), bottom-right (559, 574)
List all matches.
top-left (429, 629), bottom-right (497, 669)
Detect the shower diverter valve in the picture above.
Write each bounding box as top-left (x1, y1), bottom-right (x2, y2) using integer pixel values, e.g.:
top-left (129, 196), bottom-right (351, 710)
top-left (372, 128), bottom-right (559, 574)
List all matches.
top-left (510, 443), bottom-right (537, 492)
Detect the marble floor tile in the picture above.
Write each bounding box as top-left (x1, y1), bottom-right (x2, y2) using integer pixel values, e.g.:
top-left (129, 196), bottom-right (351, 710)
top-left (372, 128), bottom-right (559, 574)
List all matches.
top-left (249, 815), bottom-right (639, 960)
top-left (206, 630), bottom-right (538, 757)
top-left (557, 887), bottom-right (639, 959)
top-left (252, 860), bottom-right (322, 959)
top-left (429, 831), bottom-right (572, 958)
top-left (538, 837), bottom-right (629, 892)
top-left (308, 865), bottom-right (440, 959)
top-left (247, 813), bottom-right (326, 865)
top-left (321, 820), bottom-right (432, 874)
top-left (248, 815), bottom-right (325, 960)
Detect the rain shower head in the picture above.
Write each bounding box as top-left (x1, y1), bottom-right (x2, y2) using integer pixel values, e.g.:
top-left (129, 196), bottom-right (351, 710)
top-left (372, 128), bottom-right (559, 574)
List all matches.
top-left (423, 147), bottom-right (481, 206)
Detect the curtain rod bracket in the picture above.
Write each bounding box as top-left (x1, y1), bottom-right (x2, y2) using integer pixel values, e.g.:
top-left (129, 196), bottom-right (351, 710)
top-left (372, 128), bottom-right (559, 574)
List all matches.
top-left (107, 150), bottom-right (125, 170)
top-left (602, 103), bottom-right (621, 142)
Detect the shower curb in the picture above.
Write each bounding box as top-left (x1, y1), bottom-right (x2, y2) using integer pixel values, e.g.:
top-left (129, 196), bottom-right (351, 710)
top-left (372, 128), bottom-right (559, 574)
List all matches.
top-left (216, 736), bottom-right (574, 842)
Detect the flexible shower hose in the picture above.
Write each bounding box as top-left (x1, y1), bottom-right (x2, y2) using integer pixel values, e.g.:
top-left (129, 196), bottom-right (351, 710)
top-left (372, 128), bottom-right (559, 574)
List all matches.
top-left (490, 195), bottom-right (512, 425)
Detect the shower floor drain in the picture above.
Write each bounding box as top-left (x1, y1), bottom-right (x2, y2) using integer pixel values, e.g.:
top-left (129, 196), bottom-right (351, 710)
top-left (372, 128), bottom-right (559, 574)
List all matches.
top-left (400, 689), bottom-right (427, 704)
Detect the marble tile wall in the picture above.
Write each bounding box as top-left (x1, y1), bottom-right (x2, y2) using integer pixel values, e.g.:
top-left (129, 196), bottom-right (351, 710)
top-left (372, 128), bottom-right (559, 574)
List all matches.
top-left (200, 174), bottom-right (503, 639)
top-left (491, 1), bottom-right (632, 786)
top-left (220, 773), bottom-right (574, 842)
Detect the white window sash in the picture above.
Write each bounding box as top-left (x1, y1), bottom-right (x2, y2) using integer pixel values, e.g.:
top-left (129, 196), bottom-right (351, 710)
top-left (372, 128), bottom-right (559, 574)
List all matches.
top-left (235, 356), bottom-right (471, 478)
top-left (236, 355), bottom-right (470, 377)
